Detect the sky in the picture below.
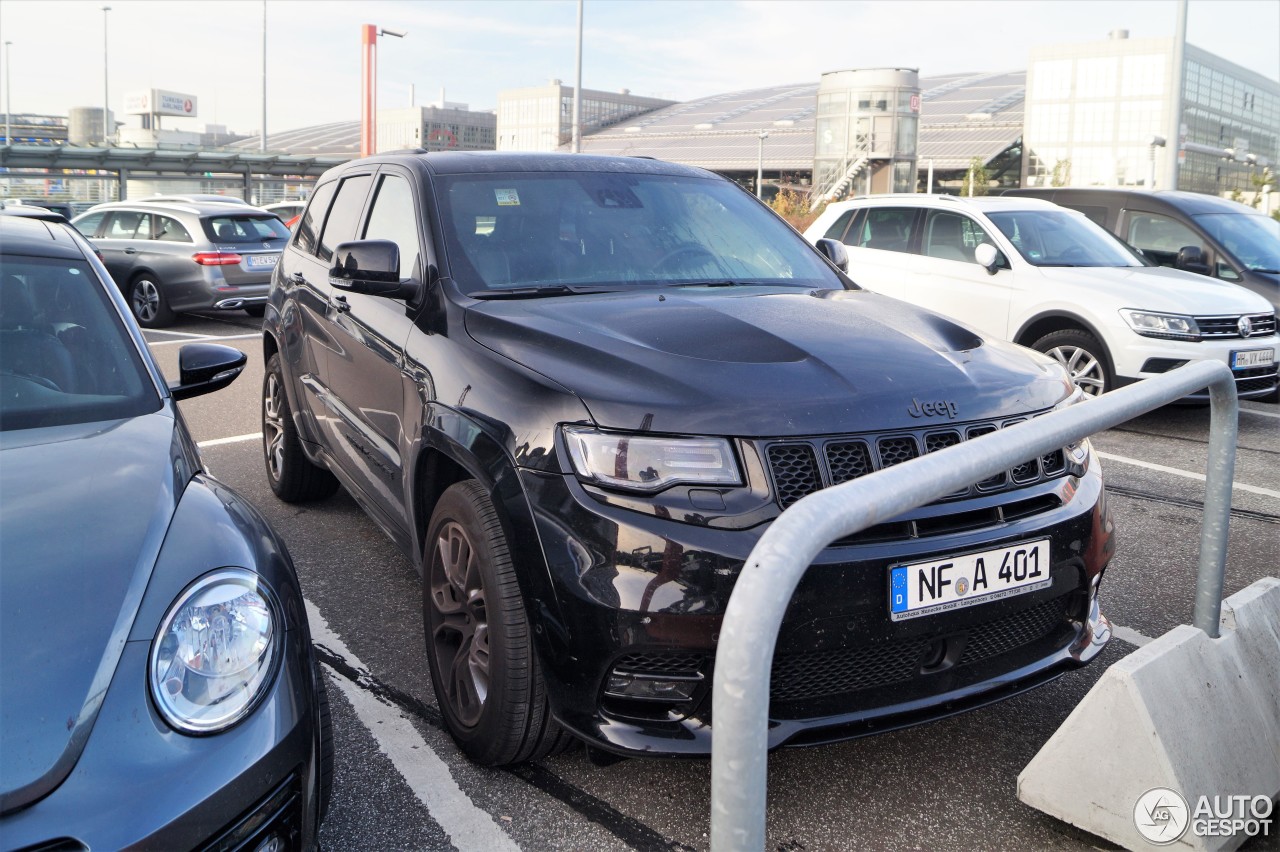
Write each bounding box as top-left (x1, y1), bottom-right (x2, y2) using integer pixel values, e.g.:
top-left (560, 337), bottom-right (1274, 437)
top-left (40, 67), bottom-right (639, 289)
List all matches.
top-left (0, 0), bottom-right (1277, 137)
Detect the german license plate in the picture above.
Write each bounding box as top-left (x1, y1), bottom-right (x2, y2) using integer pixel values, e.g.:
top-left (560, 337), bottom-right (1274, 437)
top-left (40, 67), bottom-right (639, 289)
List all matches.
top-left (1230, 348), bottom-right (1274, 370)
top-left (888, 538), bottom-right (1051, 621)
top-left (247, 254), bottom-right (279, 269)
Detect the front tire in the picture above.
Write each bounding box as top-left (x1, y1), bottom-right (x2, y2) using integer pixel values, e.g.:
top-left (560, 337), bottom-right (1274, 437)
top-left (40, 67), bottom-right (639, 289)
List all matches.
top-left (262, 353), bottom-right (339, 502)
top-left (1033, 329), bottom-right (1113, 397)
top-left (129, 275), bottom-right (175, 328)
top-left (423, 480), bottom-right (571, 766)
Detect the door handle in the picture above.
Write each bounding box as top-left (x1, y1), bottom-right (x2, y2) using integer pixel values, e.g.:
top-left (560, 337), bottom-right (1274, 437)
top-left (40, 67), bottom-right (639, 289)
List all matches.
top-left (290, 272), bottom-right (307, 285)
top-left (332, 294), bottom-right (351, 314)
top-left (123, 248), bottom-right (138, 254)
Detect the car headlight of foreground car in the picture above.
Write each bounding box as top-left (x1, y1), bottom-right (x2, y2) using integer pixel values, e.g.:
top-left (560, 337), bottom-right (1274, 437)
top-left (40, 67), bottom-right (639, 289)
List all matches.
top-left (563, 426), bottom-right (742, 492)
top-left (1052, 384), bottom-right (1091, 474)
top-left (150, 568), bottom-right (282, 734)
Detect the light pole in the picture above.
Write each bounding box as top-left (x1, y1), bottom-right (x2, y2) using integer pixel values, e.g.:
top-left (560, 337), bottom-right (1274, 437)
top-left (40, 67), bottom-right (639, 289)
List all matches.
top-left (571, 0), bottom-right (583, 153)
top-left (4, 41), bottom-right (12, 145)
top-left (756, 130), bottom-right (769, 199)
top-left (102, 6), bottom-right (111, 145)
top-left (261, 0), bottom-right (267, 153)
top-left (360, 25), bottom-right (406, 158)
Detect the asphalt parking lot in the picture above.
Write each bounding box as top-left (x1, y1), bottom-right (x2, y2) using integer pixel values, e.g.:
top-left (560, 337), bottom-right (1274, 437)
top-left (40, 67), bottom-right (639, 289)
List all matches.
top-left (149, 311), bottom-right (1279, 851)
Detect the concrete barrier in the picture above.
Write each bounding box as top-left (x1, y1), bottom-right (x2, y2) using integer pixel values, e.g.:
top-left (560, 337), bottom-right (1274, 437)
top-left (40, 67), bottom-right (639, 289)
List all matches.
top-left (1017, 576), bottom-right (1280, 851)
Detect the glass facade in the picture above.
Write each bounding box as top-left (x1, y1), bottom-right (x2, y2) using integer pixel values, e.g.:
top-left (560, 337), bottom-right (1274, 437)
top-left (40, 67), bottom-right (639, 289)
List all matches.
top-left (1023, 38), bottom-right (1278, 195)
top-left (813, 68), bottom-right (920, 200)
top-left (496, 85), bottom-right (675, 152)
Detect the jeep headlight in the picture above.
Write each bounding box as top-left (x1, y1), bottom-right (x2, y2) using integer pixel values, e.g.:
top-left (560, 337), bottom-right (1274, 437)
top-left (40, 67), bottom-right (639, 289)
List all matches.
top-left (1053, 386), bottom-right (1090, 470)
top-left (563, 426), bottom-right (741, 492)
top-left (149, 569), bottom-right (281, 734)
top-left (1120, 310), bottom-right (1201, 341)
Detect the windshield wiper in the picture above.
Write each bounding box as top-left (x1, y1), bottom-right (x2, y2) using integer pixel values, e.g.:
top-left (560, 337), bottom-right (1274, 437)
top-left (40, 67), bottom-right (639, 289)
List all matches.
top-left (1250, 268), bottom-right (1280, 274)
top-left (468, 284), bottom-right (616, 300)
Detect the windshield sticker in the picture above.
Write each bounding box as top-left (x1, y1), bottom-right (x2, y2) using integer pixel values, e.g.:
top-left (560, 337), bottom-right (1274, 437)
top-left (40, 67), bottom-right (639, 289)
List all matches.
top-left (495, 189), bottom-right (521, 206)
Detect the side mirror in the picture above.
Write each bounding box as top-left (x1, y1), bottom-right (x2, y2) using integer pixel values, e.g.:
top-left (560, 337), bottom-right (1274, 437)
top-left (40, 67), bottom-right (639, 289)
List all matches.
top-left (330, 239), bottom-right (418, 300)
top-left (1176, 245), bottom-right (1209, 275)
top-left (170, 343), bottom-right (246, 401)
top-left (815, 238), bottom-right (849, 273)
top-left (974, 243), bottom-right (1001, 275)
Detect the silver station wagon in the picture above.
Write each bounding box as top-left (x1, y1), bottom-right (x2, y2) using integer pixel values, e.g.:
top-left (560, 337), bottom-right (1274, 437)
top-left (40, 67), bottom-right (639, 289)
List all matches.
top-left (73, 200), bottom-right (290, 327)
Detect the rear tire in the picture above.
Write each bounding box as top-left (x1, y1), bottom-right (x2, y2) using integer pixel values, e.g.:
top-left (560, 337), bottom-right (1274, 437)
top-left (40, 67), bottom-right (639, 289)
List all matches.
top-left (129, 275), bottom-right (175, 328)
top-left (423, 480), bottom-right (572, 766)
top-left (1032, 329), bottom-right (1113, 397)
top-left (262, 353), bottom-right (339, 502)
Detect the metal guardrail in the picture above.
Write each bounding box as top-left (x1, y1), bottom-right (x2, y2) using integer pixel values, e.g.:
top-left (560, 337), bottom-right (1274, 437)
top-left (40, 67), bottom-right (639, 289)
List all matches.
top-left (709, 360), bottom-right (1240, 851)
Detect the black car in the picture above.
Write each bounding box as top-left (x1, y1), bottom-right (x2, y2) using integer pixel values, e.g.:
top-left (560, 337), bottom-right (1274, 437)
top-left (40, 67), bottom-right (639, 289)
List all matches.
top-left (262, 151), bottom-right (1114, 764)
top-left (1003, 187), bottom-right (1280, 312)
top-left (0, 215), bottom-right (330, 848)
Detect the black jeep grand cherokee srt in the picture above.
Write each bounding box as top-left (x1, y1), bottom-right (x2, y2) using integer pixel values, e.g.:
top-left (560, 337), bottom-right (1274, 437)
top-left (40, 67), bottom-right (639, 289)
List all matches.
top-left (262, 152), bottom-right (1114, 764)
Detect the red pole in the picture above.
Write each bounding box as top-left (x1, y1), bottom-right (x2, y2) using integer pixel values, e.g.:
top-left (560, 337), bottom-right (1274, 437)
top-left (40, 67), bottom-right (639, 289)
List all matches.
top-left (360, 24), bottom-right (377, 157)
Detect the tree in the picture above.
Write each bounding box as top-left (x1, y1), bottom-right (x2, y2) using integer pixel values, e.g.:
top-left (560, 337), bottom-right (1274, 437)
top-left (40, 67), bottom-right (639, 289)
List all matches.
top-left (961, 157), bottom-right (990, 196)
top-left (769, 189), bottom-right (826, 232)
top-left (1050, 158), bottom-right (1072, 187)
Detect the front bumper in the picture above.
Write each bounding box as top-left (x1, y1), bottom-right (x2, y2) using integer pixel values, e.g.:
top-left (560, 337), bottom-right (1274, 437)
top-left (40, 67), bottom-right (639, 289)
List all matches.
top-left (1111, 333), bottom-right (1278, 400)
top-left (518, 452), bottom-right (1113, 757)
top-left (0, 631), bottom-right (320, 850)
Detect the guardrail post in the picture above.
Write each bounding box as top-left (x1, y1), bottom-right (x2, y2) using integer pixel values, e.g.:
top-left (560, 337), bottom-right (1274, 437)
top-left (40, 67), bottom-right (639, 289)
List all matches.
top-left (709, 361), bottom-right (1238, 851)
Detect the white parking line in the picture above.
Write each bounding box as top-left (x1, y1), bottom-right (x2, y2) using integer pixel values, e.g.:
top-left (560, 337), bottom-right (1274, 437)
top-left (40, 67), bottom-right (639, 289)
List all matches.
top-left (1241, 406), bottom-right (1280, 420)
top-left (148, 333), bottom-right (260, 347)
top-left (1112, 625), bottom-right (1153, 647)
top-left (143, 328), bottom-right (213, 339)
top-left (1096, 451), bottom-right (1280, 500)
top-left (305, 601), bottom-right (519, 852)
top-left (197, 432), bottom-right (262, 448)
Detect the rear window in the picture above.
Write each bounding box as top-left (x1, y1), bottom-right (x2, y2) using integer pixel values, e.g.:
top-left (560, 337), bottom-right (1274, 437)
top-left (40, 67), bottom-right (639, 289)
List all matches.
top-left (202, 215), bottom-right (290, 244)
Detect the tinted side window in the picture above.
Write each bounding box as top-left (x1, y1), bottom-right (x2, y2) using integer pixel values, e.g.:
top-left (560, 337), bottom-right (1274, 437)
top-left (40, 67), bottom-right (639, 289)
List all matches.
top-left (823, 209), bottom-right (857, 242)
top-left (134, 214), bottom-right (153, 240)
top-left (362, 174), bottom-right (421, 279)
top-left (294, 180), bottom-right (337, 256)
top-left (155, 215), bottom-right (192, 242)
top-left (853, 208), bottom-right (917, 252)
top-left (318, 175), bottom-right (374, 263)
top-left (1125, 212), bottom-right (1205, 265)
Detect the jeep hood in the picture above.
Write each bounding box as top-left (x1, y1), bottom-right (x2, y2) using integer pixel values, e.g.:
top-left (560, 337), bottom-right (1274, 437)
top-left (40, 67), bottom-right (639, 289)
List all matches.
top-left (465, 287), bottom-right (1070, 435)
top-left (1031, 264), bottom-right (1274, 315)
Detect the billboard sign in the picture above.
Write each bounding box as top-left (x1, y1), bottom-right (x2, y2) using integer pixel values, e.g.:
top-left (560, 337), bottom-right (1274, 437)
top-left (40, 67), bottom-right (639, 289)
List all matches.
top-left (123, 89), bottom-right (198, 118)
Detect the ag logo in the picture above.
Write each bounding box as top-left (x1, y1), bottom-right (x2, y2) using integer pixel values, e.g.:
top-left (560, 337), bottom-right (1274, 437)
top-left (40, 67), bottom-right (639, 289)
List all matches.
top-left (1134, 787), bottom-right (1190, 844)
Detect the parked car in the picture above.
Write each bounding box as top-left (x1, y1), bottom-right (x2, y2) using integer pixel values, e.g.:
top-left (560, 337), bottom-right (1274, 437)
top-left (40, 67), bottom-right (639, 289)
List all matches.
top-left (142, 193), bottom-right (254, 206)
top-left (1002, 188), bottom-right (1280, 311)
top-left (0, 201), bottom-right (66, 221)
top-left (72, 200), bottom-right (290, 327)
top-left (0, 214), bottom-right (330, 848)
top-left (264, 201), bottom-right (306, 221)
top-left (804, 194), bottom-right (1278, 401)
top-left (263, 151), bottom-right (1114, 765)
top-left (0, 198), bottom-right (75, 219)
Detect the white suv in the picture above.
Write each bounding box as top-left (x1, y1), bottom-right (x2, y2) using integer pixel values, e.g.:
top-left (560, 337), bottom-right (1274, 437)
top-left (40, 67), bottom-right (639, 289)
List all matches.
top-left (804, 195), bottom-right (1278, 400)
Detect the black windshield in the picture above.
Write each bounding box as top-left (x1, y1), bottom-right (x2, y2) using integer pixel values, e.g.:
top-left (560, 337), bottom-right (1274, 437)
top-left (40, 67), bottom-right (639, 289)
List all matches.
top-left (434, 172), bottom-right (842, 293)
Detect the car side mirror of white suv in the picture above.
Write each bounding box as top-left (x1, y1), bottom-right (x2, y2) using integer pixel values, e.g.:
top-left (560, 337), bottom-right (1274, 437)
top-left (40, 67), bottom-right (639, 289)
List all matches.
top-left (974, 243), bottom-right (1001, 275)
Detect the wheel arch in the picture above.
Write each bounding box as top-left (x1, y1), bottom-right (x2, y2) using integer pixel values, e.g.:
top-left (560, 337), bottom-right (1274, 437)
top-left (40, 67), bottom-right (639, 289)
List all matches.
top-left (409, 406), bottom-right (570, 663)
top-left (1013, 311), bottom-right (1110, 356)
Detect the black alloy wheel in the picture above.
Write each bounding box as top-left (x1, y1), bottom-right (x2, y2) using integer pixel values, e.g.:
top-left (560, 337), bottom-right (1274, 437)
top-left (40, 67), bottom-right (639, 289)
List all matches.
top-left (261, 353), bottom-right (339, 502)
top-left (423, 480), bottom-right (572, 766)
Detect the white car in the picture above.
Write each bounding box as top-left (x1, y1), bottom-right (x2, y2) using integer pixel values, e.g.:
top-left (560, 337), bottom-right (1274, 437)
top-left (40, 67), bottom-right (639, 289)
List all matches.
top-left (804, 195), bottom-right (1278, 400)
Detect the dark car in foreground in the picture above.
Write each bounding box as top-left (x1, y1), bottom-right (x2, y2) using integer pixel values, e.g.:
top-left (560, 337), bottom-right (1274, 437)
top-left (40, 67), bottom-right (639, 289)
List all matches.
top-left (0, 215), bottom-right (330, 849)
top-left (72, 200), bottom-right (290, 328)
top-left (263, 151), bottom-right (1114, 764)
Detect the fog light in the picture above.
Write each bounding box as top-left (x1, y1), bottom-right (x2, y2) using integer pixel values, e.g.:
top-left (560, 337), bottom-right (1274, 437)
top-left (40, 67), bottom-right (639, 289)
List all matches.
top-left (605, 673), bottom-right (701, 702)
top-left (253, 835), bottom-right (287, 852)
